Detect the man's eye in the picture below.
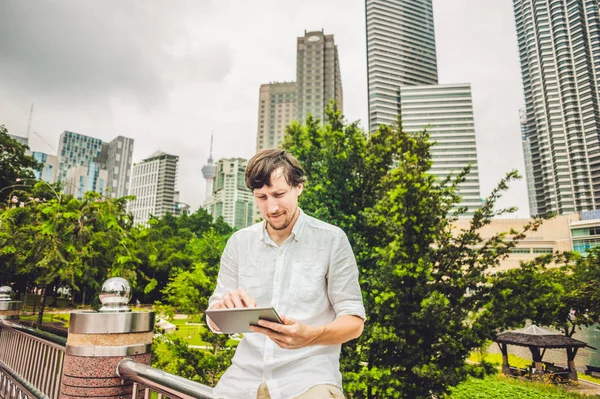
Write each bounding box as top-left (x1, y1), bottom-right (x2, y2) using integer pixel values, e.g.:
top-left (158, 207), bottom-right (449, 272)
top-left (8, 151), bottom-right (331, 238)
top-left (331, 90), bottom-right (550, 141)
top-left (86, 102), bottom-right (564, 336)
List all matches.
top-left (274, 193), bottom-right (284, 198)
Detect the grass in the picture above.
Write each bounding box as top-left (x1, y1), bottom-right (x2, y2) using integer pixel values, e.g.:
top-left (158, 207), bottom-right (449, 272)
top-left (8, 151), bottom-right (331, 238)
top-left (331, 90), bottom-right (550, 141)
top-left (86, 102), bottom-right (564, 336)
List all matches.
top-left (469, 352), bottom-right (531, 369)
top-left (448, 375), bottom-right (594, 398)
top-left (579, 373), bottom-right (600, 385)
top-left (20, 312), bottom-right (71, 327)
top-left (163, 318), bottom-right (239, 347)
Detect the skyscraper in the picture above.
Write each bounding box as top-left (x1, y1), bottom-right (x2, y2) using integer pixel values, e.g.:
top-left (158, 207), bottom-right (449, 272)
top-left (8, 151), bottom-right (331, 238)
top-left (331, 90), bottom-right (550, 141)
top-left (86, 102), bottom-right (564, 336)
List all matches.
top-left (514, 0), bottom-right (600, 216)
top-left (128, 151), bottom-right (179, 225)
top-left (365, 0), bottom-right (481, 216)
top-left (366, 0), bottom-right (438, 132)
top-left (107, 136), bottom-right (135, 198)
top-left (296, 30), bottom-right (343, 122)
top-left (256, 82), bottom-right (297, 151)
top-left (57, 131), bottom-right (104, 184)
top-left (400, 84), bottom-right (482, 215)
top-left (56, 131), bottom-right (135, 198)
top-left (209, 158), bottom-right (255, 229)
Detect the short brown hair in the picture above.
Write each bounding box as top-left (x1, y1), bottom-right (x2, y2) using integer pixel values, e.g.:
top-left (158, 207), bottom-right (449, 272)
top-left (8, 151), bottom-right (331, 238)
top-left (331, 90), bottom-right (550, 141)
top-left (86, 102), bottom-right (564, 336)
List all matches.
top-left (245, 149), bottom-right (306, 190)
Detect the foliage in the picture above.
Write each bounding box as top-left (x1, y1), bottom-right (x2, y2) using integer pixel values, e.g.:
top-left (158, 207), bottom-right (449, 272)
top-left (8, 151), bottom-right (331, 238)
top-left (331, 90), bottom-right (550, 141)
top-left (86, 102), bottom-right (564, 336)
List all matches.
top-left (447, 375), bottom-right (588, 399)
top-left (0, 187), bottom-right (135, 325)
top-left (0, 125), bottom-right (40, 204)
top-left (284, 108), bottom-right (542, 398)
top-left (152, 332), bottom-right (234, 387)
top-left (480, 247), bottom-right (600, 337)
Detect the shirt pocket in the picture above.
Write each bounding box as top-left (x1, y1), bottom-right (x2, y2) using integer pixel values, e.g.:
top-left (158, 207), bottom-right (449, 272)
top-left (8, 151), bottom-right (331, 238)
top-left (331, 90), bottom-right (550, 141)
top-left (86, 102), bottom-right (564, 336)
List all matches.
top-left (289, 261), bottom-right (326, 302)
top-left (239, 264), bottom-right (267, 300)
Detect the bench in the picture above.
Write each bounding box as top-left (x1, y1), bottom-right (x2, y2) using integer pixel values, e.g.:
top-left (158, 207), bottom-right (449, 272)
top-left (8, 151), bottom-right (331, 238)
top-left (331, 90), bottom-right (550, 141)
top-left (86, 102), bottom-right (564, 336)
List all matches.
top-left (585, 365), bottom-right (600, 378)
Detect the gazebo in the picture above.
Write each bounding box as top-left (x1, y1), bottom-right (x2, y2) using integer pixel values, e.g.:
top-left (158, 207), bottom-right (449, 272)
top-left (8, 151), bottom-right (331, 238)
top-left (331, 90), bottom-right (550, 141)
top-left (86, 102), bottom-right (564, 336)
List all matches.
top-left (494, 325), bottom-right (596, 381)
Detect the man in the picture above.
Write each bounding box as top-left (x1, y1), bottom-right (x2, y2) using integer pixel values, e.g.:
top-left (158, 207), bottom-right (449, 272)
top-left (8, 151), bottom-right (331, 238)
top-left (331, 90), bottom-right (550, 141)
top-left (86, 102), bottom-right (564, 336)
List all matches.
top-left (208, 148), bottom-right (365, 399)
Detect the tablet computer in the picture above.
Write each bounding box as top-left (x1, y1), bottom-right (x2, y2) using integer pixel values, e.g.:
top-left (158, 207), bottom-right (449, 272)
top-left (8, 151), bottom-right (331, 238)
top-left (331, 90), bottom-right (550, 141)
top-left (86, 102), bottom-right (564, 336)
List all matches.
top-left (205, 307), bottom-right (283, 334)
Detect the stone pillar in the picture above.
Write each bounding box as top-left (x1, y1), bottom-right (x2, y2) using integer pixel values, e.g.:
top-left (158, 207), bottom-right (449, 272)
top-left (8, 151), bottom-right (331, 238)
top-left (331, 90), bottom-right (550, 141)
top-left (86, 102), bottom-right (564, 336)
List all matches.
top-left (59, 278), bottom-right (155, 399)
top-left (0, 286), bottom-right (21, 321)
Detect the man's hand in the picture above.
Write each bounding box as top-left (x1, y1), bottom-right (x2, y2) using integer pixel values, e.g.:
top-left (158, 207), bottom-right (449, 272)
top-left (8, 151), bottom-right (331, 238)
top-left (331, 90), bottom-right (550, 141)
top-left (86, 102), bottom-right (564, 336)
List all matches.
top-left (248, 315), bottom-right (324, 349)
top-left (207, 288), bottom-right (256, 332)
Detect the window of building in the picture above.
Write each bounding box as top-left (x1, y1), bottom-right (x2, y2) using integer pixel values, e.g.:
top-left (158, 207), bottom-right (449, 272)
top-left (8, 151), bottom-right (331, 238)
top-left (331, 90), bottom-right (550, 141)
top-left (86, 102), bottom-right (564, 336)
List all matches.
top-left (532, 248), bottom-right (553, 254)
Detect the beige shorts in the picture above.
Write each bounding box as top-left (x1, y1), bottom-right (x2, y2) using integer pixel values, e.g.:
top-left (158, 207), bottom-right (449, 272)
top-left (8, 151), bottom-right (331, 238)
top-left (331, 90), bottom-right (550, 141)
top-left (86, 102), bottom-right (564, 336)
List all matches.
top-left (256, 382), bottom-right (345, 399)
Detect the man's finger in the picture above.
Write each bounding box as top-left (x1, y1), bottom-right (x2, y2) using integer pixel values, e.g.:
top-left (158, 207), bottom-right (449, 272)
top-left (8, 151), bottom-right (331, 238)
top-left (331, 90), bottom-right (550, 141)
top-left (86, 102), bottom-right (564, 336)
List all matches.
top-left (238, 289), bottom-right (256, 308)
top-left (258, 319), bottom-right (284, 333)
top-left (230, 292), bottom-right (245, 308)
top-left (222, 295), bottom-right (235, 308)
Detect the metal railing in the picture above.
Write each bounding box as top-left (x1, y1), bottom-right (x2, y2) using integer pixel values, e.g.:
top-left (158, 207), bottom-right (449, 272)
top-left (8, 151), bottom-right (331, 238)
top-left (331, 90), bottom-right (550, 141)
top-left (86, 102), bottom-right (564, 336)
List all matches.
top-left (117, 359), bottom-right (217, 399)
top-left (0, 321), bottom-right (64, 399)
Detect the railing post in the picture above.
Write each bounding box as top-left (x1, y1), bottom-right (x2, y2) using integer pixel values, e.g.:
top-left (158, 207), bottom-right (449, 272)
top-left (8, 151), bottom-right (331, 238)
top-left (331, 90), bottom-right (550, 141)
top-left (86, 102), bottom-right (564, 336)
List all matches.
top-left (59, 278), bottom-right (155, 399)
top-left (0, 286), bottom-right (21, 321)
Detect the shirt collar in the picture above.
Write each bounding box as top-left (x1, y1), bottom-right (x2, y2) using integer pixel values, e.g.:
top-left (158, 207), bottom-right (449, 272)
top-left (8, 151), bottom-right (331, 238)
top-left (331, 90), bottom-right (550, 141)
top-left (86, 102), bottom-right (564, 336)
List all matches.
top-left (261, 207), bottom-right (306, 244)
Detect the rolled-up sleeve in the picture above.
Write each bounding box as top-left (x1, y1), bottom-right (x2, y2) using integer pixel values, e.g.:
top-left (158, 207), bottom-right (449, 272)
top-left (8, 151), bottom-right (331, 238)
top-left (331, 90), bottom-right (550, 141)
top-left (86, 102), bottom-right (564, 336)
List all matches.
top-left (327, 231), bottom-right (366, 321)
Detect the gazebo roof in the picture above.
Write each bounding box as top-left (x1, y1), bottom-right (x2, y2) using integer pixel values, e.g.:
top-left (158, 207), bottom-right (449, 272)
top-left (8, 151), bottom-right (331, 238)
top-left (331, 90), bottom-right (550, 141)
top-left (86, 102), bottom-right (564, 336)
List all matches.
top-left (495, 325), bottom-right (595, 349)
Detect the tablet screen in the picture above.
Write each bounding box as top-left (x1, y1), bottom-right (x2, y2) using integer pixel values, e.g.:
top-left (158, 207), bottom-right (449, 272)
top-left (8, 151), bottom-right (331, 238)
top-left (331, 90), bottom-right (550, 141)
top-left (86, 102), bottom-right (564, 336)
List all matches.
top-left (206, 307), bottom-right (283, 334)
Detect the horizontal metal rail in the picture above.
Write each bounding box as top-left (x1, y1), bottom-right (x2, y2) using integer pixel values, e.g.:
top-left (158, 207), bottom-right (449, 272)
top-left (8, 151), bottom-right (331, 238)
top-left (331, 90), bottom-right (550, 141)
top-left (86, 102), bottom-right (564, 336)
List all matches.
top-left (117, 359), bottom-right (217, 399)
top-left (0, 362), bottom-right (48, 399)
top-left (0, 321), bottom-right (64, 399)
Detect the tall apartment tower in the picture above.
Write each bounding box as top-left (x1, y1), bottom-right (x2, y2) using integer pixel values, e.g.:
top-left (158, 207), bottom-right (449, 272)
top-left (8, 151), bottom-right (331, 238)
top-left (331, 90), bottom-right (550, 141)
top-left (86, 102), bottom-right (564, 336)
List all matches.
top-left (209, 158), bottom-right (255, 229)
top-left (128, 151), bottom-right (179, 225)
top-left (400, 84), bottom-right (482, 215)
top-left (57, 131), bottom-right (104, 183)
top-left (296, 30), bottom-right (343, 123)
top-left (107, 136), bottom-right (135, 198)
top-left (256, 82), bottom-right (297, 151)
top-left (514, 0), bottom-right (600, 216)
top-left (366, 0), bottom-right (438, 132)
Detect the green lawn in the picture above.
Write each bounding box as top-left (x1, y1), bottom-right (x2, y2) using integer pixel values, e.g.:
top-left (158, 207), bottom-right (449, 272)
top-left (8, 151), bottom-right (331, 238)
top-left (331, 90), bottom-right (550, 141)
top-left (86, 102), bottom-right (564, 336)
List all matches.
top-left (448, 376), bottom-right (594, 398)
top-left (20, 312), bottom-right (70, 327)
top-left (164, 318), bottom-right (239, 347)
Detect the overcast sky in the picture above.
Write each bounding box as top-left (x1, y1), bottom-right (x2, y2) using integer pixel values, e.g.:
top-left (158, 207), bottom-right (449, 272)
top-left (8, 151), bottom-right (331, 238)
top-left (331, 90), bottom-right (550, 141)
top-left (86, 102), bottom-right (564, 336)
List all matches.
top-left (0, 0), bottom-right (529, 217)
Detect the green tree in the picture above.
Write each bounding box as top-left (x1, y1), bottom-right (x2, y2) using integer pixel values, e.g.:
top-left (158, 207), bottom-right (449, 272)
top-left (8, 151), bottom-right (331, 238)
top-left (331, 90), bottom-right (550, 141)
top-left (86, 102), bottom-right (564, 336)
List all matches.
top-left (154, 228), bottom-right (234, 385)
top-left (0, 188), bottom-right (135, 325)
top-left (0, 125), bottom-right (40, 203)
top-left (284, 109), bottom-right (540, 398)
top-left (481, 248), bottom-right (600, 338)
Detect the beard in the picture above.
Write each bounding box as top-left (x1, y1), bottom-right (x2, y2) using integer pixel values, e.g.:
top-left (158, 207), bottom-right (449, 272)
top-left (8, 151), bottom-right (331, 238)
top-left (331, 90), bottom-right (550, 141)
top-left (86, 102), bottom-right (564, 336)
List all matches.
top-left (266, 208), bottom-right (298, 231)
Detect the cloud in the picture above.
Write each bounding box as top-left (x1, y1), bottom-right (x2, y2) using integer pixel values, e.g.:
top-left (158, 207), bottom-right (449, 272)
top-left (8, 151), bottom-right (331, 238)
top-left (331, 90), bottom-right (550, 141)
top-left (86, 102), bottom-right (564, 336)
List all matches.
top-left (0, 0), bottom-right (233, 107)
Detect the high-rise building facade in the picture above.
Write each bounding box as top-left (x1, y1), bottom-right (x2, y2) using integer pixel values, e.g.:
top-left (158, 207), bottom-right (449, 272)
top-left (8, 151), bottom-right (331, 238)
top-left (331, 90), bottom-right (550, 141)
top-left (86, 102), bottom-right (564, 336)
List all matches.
top-left (57, 131), bottom-right (104, 183)
top-left (128, 151), bottom-right (179, 225)
top-left (107, 136), bottom-right (135, 198)
top-left (400, 84), bottom-right (482, 215)
top-left (209, 158), bottom-right (255, 229)
top-left (366, 0), bottom-right (438, 132)
top-left (256, 82), bottom-right (297, 151)
top-left (64, 163), bottom-right (108, 199)
top-left (31, 152), bottom-right (58, 184)
top-left (296, 30), bottom-right (343, 122)
top-left (514, 0), bottom-right (600, 216)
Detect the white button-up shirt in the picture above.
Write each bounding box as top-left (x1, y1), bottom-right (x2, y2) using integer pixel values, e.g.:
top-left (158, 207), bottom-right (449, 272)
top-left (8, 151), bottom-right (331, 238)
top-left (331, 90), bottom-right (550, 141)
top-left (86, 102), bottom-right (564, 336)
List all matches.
top-left (209, 209), bottom-right (366, 399)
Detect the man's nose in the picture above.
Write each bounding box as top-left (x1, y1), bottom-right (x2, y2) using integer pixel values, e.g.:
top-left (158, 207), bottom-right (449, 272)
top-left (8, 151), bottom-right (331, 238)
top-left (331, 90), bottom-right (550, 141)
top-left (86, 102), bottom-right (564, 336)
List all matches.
top-left (267, 197), bottom-right (279, 213)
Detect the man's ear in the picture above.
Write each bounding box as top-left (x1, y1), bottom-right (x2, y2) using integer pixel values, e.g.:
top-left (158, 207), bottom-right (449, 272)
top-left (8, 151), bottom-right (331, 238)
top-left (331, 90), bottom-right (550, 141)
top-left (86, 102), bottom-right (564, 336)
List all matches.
top-left (296, 183), bottom-right (304, 196)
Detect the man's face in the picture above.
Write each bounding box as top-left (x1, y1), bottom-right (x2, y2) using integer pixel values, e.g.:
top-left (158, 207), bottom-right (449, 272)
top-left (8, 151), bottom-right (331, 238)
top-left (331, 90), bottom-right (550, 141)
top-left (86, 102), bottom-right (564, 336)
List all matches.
top-left (254, 168), bottom-right (303, 231)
